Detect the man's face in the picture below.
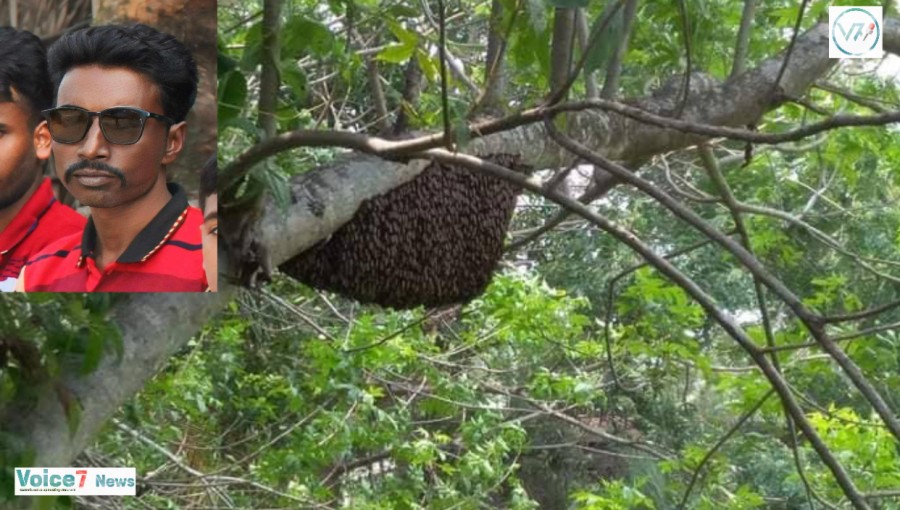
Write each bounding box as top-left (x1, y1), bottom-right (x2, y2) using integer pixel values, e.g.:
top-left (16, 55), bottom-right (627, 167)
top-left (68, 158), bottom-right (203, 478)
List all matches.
top-left (0, 96), bottom-right (43, 210)
top-left (42, 65), bottom-right (184, 208)
top-left (201, 193), bottom-right (218, 291)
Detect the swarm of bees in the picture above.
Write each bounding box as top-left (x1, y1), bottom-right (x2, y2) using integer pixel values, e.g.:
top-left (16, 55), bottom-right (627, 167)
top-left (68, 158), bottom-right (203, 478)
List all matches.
top-left (283, 154), bottom-right (528, 309)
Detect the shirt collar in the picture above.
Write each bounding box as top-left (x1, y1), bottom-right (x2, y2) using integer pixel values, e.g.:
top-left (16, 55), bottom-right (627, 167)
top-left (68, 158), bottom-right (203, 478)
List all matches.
top-left (79, 182), bottom-right (190, 265)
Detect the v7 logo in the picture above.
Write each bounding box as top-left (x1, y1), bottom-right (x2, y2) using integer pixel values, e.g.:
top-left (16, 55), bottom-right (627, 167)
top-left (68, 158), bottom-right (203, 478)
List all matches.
top-left (836, 22), bottom-right (876, 42)
top-left (829, 6), bottom-right (882, 58)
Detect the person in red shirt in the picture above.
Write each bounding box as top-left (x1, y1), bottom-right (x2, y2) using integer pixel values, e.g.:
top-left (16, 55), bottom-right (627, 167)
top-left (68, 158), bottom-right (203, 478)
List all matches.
top-left (0, 27), bottom-right (85, 292)
top-left (17, 24), bottom-right (206, 292)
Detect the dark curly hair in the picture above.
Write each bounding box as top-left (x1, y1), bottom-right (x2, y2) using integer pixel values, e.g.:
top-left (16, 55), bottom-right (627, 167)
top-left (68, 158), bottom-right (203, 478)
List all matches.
top-left (0, 27), bottom-right (53, 125)
top-left (48, 23), bottom-right (198, 122)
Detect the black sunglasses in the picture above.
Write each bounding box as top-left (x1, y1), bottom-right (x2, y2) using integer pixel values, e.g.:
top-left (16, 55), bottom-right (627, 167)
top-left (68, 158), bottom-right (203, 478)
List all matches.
top-left (41, 106), bottom-right (175, 145)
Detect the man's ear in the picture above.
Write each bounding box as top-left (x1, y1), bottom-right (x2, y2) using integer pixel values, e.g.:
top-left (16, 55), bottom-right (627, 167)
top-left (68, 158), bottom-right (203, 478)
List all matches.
top-left (34, 121), bottom-right (52, 160)
top-left (162, 121), bottom-right (187, 165)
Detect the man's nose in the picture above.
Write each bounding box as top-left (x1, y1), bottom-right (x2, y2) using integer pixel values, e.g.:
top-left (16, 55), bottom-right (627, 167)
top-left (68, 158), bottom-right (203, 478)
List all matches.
top-left (75, 116), bottom-right (110, 160)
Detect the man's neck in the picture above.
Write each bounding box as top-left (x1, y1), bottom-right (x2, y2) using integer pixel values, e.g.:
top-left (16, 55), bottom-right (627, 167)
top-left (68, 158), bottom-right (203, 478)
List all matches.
top-left (90, 179), bottom-right (172, 270)
top-left (0, 174), bottom-right (42, 234)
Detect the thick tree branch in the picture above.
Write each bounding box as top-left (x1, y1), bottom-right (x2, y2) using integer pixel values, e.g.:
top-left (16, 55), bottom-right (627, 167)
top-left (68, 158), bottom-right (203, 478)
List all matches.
top-left (5, 292), bottom-right (232, 466)
top-left (260, 155), bottom-right (433, 267)
top-left (228, 17), bottom-right (900, 188)
top-left (546, 119), bottom-right (900, 445)
top-left (416, 149), bottom-right (870, 508)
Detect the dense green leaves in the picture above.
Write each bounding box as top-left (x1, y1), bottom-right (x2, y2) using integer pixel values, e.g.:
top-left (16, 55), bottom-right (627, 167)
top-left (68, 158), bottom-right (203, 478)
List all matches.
top-left (73, 0), bottom-right (900, 508)
top-left (0, 295), bottom-right (121, 504)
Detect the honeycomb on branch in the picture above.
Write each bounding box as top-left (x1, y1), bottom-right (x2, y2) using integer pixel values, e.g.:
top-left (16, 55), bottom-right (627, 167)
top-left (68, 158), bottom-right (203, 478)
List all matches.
top-left (282, 154), bottom-right (529, 309)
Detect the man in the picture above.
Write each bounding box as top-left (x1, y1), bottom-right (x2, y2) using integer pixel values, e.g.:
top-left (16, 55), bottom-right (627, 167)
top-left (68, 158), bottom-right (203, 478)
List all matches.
top-left (0, 27), bottom-right (85, 292)
top-left (18, 23), bottom-right (206, 292)
top-left (199, 156), bottom-right (217, 292)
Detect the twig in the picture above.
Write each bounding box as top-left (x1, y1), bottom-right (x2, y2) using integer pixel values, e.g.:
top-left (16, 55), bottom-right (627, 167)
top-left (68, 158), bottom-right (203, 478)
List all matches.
top-left (437, 0), bottom-right (452, 149)
top-left (773, 0), bottom-right (810, 95)
top-left (416, 147), bottom-right (871, 508)
top-left (822, 298), bottom-right (900, 323)
top-left (677, 389), bottom-right (775, 509)
top-left (545, 118), bottom-right (900, 447)
top-left (222, 99), bottom-right (900, 187)
top-left (674, 0), bottom-right (693, 117)
top-left (762, 320), bottom-right (900, 354)
top-left (730, 0), bottom-right (757, 79)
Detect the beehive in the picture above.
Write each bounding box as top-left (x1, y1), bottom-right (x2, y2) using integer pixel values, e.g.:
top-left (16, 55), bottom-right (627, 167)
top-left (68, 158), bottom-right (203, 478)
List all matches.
top-left (283, 154), bottom-right (528, 309)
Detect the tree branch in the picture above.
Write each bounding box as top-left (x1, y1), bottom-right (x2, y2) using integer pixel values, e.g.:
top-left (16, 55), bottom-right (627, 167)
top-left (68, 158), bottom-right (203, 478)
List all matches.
top-left (417, 149), bottom-right (870, 508)
top-left (730, 0), bottom-right (757, 79)
top-left (599, 0), bottom-right (638, 99)
top-left (259, 0), bottom-right (282, 139)
top-left (5, 292), bottom-right (232, 466)
top-left (546, 118), bottom-right (900, 446)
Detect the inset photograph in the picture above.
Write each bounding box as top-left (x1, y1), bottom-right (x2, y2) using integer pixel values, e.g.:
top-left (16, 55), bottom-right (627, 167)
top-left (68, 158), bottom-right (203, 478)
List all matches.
top-left (1, 0), bottom-right (215, 292)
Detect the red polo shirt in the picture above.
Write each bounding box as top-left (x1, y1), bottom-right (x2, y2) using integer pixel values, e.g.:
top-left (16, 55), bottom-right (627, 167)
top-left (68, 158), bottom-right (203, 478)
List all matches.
top-left (0, 178), bottom-right (85, 292)
top-left (22, 183), bottom-right (207, 292)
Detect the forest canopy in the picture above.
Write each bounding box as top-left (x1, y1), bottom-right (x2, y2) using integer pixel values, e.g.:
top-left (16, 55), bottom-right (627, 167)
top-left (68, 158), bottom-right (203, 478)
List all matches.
top-left (3, 0), bottom-right (900, 509)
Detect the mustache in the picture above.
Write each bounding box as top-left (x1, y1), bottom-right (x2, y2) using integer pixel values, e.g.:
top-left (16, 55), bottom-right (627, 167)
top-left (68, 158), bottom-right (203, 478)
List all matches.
top-left (64, 160), bottom-right (127, 188)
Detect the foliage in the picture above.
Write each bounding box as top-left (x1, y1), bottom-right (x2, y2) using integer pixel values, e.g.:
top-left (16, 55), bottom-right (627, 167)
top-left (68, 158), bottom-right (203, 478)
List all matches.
top-left (211, 1), bottom-right (900, 507)
top-left (0, 294), bottom-right (121, 503)
top-left (5, 0), bottom-right (900, 508)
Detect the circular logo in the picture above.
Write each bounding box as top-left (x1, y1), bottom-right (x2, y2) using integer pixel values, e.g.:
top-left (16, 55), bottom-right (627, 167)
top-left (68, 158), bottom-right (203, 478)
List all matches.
top-left (832, 8), bottom-right (880, 56)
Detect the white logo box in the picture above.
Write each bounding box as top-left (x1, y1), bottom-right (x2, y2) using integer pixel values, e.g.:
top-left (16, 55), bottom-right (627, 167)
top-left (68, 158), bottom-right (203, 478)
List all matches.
top-left (829, 6), bottom-right (883, 59)
top-left (15, 467), bottom-right (136, 496)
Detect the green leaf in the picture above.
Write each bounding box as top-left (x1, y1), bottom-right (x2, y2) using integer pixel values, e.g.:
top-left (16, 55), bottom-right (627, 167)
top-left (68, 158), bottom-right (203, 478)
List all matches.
top-left (81, 325), bottom-right (105, 375)
top-left (254, 160), bottom-right (291, 214)
top-left (33, 496), bottom-right (63, 510)
top-left (239, 21), bottom-right (262, 72)
top-left (451, 100), bottom-right (471, 149)
top-left (217, 50), bottom-right (236, 75)
top-left (386, 4), bottom-right (419, 18)
top-left (387, 19), bottom-right (418, 48)
top-left (416, 49), bottom-right (440, 84)
top-left (63, 397), bottom-right (82, 438)
top-left (584, 2), bottom-right (625, 74)
top-left (283, 17), bottom-right (335, 59)
top-left (280, 61), bottom-right (308, 99)
top-left (372, 19), bottom-right (418, 64)
top-left (218, 69), bottom-right (247, 124)
top-left (376, 43), bottom-right (417, 63)
top-left (220, 116), bottom-right (260, 138)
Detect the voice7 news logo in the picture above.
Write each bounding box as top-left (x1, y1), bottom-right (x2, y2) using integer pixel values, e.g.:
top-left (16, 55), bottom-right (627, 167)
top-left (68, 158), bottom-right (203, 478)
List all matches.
top-left (15, 467), bottom-right (136, 496)
top-left (830, 6), bottom-right (883, 58)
